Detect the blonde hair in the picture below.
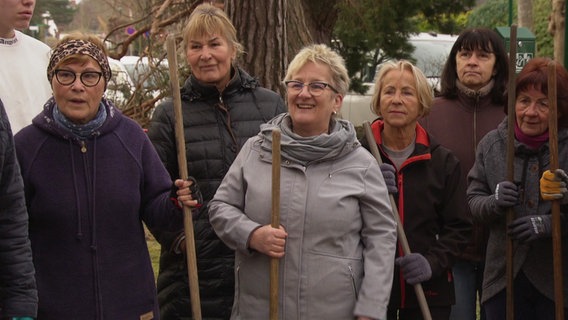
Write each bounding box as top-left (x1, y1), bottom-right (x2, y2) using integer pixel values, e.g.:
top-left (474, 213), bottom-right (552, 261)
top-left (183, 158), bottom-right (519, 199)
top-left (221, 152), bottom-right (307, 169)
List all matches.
top-left (182, 3), bottom-right (243, 58)
top-left (284, 44), bottom-right (350, 96)
top-left (371, 60), bottom-right (433, 117)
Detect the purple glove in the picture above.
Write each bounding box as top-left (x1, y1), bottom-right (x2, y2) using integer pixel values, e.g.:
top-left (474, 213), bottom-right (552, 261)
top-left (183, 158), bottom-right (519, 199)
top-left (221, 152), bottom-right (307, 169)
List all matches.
top-left (508, 215), bottom-right (552, 243)
top-left (494, 181), bottom-right (518, 208)
top-left (379, 163), bottom-right (397, 194)
top-left (395, 253), bottom-right (432, 285)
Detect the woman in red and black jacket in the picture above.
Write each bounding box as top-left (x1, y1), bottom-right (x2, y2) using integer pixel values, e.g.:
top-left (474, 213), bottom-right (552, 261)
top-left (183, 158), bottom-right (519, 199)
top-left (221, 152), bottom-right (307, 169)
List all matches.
top-left (361, 60), bottom-right (472, 320)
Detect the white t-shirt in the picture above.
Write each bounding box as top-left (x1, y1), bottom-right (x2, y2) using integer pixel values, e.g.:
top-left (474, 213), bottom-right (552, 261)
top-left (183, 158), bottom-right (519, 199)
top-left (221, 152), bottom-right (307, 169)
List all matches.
top-left (0, 30), bottom-right (52, 133)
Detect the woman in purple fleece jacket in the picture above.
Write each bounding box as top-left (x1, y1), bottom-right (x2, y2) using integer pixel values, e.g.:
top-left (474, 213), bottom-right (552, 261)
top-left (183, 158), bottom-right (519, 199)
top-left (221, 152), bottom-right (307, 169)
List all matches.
top-left (13, 33), bottom-right (199, 320)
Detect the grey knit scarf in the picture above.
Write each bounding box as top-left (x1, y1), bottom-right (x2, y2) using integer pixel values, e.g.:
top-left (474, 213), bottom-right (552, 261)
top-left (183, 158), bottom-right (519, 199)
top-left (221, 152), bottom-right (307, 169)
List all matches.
top-left (259, 113), bottom-right (359, 166)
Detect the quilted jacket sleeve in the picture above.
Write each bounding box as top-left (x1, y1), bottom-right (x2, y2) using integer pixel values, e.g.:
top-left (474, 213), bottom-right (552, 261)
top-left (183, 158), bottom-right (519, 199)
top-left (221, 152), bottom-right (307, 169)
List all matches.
top-left (0, 99), bottom-right (38, 318)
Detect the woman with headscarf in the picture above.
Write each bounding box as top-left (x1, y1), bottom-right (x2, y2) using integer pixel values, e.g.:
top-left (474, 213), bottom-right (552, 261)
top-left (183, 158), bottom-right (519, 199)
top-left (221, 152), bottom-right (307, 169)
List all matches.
top-left (14, 32), bottom-right (198, 320)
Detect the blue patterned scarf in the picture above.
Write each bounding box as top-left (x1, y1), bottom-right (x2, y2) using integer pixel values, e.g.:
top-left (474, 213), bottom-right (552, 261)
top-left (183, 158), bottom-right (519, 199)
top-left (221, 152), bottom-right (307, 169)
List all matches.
top-left (53, 102), bottom-right (107, 138)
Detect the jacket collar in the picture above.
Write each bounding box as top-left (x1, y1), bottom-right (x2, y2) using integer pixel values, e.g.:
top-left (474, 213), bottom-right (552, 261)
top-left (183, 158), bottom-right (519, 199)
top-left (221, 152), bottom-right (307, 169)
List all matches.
top-left (181, 67), bottom-right (259, 102)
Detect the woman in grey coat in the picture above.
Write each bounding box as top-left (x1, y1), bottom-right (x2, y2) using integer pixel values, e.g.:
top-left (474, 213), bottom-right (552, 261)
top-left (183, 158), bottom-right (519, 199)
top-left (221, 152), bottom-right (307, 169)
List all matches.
top-left (467, 57), bottom-right (568, 319)
top-left (209, 44), bottom-right (397, 320)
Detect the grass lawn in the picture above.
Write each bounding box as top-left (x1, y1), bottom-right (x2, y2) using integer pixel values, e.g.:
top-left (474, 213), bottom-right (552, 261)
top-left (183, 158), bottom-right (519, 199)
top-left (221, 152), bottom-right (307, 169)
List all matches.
top-left (145, 228), bottom-right (161, 279)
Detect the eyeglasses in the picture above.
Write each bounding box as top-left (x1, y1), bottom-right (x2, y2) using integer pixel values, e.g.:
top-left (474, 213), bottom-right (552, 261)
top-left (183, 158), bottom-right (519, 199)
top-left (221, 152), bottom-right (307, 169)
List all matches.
top-left (284, 80), bottom-right (339, 96)
top-left (54, 69), bottom-right (103, 87)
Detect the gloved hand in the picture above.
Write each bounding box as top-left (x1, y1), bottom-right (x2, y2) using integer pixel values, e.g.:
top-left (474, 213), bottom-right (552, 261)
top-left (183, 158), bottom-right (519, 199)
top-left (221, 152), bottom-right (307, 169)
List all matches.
top-left (171, 176), bottom-right (203, 209)
top-left (10, 317), bottom-right (35, 320)
top-left (508, 215), bottom-right (552, 243)
top-left (379, 163), bottom-right (397, 194)
top-left (494, 181), bottom-right (518, 208)
top-left (540, 169), bottom-right (568, 201)
top-left (187, 176), bottom-right (203, 206)
top-left (395, 253), bottom-right (432, 285)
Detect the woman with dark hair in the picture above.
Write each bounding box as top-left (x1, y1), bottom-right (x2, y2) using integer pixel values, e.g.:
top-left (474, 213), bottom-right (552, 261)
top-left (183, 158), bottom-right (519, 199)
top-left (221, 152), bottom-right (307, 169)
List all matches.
top-left (468, 57), bottom-right (568, 319)
top-left (438, 27), bottom-right (509, 102)
top-left (420, 27), bottom-right (510, 320)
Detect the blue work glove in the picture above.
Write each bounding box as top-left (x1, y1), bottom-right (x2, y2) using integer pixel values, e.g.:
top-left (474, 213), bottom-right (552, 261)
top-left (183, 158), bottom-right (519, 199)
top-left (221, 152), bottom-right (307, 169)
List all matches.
top-left (9, 317), bottom-right (35, 320)
top-left (379, 163), bottom-right (397, 194)
top-left (395, 253), bottom-right (432, 285)
top-left (508, 215), bottom-right (552, 243)
top-left (540, 169), bottom-right (568, 201)
top-left (494, 181), bottom-right (518, 208)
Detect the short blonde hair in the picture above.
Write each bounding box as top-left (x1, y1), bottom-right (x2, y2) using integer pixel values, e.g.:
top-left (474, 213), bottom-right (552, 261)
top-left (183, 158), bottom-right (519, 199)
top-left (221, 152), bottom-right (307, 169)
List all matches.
top-left (182, 3), bottom-right (243, 58)
top-left (371, 60), bottom-right (433, 117)
top-left (284, 44), bottom-right (350, 96)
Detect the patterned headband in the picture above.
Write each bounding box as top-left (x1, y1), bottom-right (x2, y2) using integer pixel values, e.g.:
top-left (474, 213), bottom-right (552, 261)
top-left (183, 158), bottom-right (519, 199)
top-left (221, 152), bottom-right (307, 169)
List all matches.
top-left (47, 39), bottom-right (112, 85)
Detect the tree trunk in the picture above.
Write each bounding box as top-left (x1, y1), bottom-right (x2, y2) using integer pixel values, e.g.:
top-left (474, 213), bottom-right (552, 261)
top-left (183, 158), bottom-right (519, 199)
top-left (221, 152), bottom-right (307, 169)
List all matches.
top-left (285, 0), bottom-right (313, 58)
top-left (517, 0), bottom-right (533, 30)
top-left (549, 0), bottom-right (565, 64)
top-left (227, 0), bottom-right (339, 94)
top-left (226, 0), bottom-right (288, 94)
top-left (302, 0), bottom-right (339, 44)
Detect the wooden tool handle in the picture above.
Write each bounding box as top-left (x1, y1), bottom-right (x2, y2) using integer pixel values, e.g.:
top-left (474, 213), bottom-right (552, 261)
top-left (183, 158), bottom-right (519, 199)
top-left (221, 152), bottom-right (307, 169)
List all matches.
top-left (166, 35), bottom-right (202, 320)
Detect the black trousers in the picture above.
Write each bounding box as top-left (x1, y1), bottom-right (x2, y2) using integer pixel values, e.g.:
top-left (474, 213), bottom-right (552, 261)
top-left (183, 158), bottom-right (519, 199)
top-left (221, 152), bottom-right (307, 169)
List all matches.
top-left (483, 271), bottom-right (568, 320)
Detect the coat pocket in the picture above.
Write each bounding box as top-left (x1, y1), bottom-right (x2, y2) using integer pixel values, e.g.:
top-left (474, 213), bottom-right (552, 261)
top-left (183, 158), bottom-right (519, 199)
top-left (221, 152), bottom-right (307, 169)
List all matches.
top-left (304, 252), bottom-right (362, 319)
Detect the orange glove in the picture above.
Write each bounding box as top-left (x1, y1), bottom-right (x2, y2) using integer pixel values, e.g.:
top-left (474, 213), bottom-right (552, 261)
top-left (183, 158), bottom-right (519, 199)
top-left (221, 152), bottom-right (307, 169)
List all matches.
top-left (540, 169), bottom-right (568, 200)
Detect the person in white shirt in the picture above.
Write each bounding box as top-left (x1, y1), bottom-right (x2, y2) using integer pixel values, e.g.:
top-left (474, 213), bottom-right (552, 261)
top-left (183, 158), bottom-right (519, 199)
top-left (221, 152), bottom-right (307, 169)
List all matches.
top-left (0, 0), bottom-right (52, 133)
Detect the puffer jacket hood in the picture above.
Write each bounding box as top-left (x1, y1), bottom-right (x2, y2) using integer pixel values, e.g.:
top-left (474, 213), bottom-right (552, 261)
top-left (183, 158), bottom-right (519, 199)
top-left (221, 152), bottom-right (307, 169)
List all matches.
top-left (181, 67), bottom-right (260, 102)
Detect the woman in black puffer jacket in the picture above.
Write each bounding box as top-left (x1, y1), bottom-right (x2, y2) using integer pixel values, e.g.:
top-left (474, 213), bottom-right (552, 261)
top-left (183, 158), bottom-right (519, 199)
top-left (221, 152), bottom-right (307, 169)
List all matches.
top-left (147, 4), bottom-right (286, 319)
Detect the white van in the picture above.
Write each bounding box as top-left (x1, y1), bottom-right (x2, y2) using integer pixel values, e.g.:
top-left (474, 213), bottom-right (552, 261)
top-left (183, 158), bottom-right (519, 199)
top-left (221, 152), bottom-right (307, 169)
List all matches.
top-left (106, 57), bottom-right (134, 108)
top-left (341, 32), bottom-right (458, 127)
top-left (120, 55), bottom-right (170, 112)
top-left (120, 55), bottom-right (169, 97)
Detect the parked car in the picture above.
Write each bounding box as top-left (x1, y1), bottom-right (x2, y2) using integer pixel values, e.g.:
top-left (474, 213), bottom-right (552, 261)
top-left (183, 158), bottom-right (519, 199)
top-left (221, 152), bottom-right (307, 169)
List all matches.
top-left (106, 57), bottom-right (134, 108)
top-left (120, 55), bottom-right (169, 98)
top-left (341, 32), bottom-right (458, 127)
top-left (119, 55), bottom-right (171, 119)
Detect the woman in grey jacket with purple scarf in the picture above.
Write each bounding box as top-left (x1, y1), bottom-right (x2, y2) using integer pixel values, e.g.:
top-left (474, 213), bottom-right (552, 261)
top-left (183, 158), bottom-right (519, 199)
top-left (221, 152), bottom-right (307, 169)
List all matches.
top-left (13, 33), bottom-right (199, 320)
top-left (468, 57), bottom-right (568, 319)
